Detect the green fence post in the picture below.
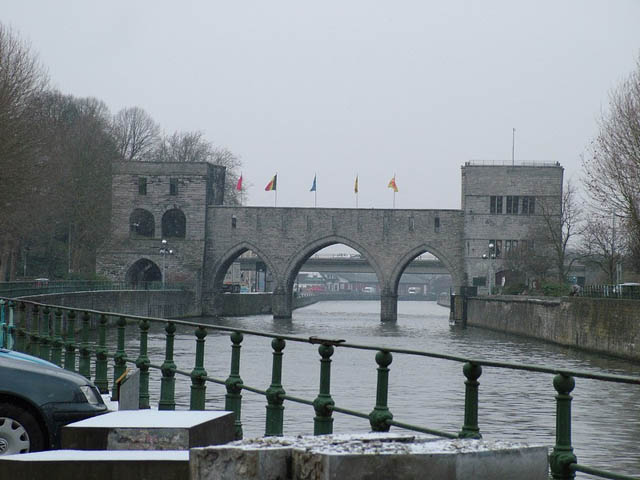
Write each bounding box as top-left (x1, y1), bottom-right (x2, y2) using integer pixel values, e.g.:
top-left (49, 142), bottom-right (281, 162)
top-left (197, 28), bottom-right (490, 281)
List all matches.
top-left (225, 332), bottom-right (244, 440)
top-left (29, 303), bottom-right (40, 357)
top-left (313, 343), bottom-right (335, 435)
top-left (79, 311), bottom-right (91, 379)
top-left (265, 338), bottom-right (286, 437)
top-left (369, 350), bottom-right (393, 432)
top-left (159, 322), bottom-right (177, 410)
top-left (459, 362), bottom-right (483, 439)
top-left (39, 306), bottom-right (52, 362)
top-left (190, 326), bottom-right (207, 410)
top-left (7, 300), bottom-right (15, 350)
top-left (111, 316), bottom-right (128, 401)
top-left (0, 299), bottom-right (6, 349)
top-left (64, 310), bottom-right (76, 372)
top-left (550, 374), bottom-right (577, 479)
top-left (94, 314), bottom-right (109, 394)
top-left (136, 319), bottom-right (151, 409)
top-left (15, 302), bottom-right (27, 353)
top-left (51, 308), bottom-right (63, 366)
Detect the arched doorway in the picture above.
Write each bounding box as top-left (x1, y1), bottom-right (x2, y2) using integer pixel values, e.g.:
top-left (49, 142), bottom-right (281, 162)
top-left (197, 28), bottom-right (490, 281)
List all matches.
top-left (126, 259), bottom-right (162, 287)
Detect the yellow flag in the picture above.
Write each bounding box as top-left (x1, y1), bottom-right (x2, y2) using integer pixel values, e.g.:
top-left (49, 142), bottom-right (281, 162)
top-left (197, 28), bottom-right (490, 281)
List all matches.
top-left (354, 175), bottom-right (359, 193)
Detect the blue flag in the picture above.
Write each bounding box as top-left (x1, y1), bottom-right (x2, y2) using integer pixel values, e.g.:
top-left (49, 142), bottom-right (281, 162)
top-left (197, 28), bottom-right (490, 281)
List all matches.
top-left (310, 174), bottom-right (317, 192)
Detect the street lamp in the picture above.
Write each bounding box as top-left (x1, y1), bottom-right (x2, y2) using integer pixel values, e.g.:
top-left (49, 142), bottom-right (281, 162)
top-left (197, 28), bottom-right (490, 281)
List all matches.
top-left (159, 239), bottom-right (174, 289)
top-left (482, 242), bottom-right (496, 295)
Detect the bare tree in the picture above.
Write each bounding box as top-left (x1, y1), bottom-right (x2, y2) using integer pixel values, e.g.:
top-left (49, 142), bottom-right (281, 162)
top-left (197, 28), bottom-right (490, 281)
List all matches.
top-left (536, 180), bottom-right (583, 282)
top-left (112, 106), bottom-right (160, 161)
top-left (153, 131), bottom-right (242, 204)
top-left (579, 212), bottom-right (625, 284)
top-left (583, 57), bottom-right (640, 270)
top-left (0, 23), bottom-right (48, 280)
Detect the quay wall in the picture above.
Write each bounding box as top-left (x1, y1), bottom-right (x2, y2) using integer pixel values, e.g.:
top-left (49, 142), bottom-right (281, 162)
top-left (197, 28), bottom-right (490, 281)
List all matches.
top-left (19, 290), bottom-right (198, 318)
top-left (467, 296), bottom-right (640, 361)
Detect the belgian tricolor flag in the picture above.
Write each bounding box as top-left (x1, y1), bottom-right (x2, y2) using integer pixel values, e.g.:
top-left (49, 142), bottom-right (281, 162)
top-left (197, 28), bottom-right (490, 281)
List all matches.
top-left (265, 174), bottom-right (277, 191)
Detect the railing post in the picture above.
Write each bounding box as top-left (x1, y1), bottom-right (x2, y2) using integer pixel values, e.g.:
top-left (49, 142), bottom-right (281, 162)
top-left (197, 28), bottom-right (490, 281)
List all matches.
top-left (29, 303), bottom-right (40, 357)
top-left (15, 302), bottom-right (27, 352)
top-left (313, 343), bottom-right (335, 435)
top-left (7, 300), bottom-right (15, 350)
top-left (369, 350), bottom-right (393, 432)
top-left (265, 338), bottom-right (286, 437)
top-left (39, 306), bottom-right (52, 362)
top-left (111, 316), bottom-right (128, 401)
top-left (64, 310), bottom-right (76, 372)
top-left (79, 311), bottom-right (91, 379)
top-left (94, 314), bottom-right (109, 393)
top-left (0, 299), bottom-right (5, 348)
top-left (459, 362), bottom-right (483, 439)
top-left (225, 332), bottom-right (244, 439)
top-left (190, 326), bottom-right (207, 410)
top-left (550, 374), bottom-right (577, 479)
top-left (51, 308), bottom-right (64, 366)
top-left (159, 322), bottom-right (177, 410)
top-left (136, 319), bottom-right (151, 409)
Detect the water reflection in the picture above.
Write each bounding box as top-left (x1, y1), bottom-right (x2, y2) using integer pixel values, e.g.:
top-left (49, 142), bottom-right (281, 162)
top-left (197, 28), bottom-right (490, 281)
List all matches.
top-left (123, 300), bottom-right (640, 478)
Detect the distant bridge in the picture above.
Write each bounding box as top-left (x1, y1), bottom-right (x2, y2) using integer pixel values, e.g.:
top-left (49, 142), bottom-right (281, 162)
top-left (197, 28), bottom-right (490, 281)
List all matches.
top-left (237, 256), bottom-right (450, 275)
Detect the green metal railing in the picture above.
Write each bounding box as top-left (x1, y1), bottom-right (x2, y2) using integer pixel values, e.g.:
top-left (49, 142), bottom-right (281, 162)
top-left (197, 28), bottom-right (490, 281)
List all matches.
top-left (0, 296), bottom-right (638, 480)
top-left (0, 281), bottom-right (189, 298)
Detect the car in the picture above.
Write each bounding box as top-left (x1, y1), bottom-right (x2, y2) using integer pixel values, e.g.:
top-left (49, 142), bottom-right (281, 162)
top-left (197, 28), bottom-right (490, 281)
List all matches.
top-left (0, 349), bottom-right (108, 455)
top-left (408, 287), bottom-right (420, 295)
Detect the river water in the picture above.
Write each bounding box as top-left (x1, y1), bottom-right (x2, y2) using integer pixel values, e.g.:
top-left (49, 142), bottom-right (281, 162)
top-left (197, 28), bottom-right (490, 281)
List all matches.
top-left (137, 300), bottom-right (640, 478)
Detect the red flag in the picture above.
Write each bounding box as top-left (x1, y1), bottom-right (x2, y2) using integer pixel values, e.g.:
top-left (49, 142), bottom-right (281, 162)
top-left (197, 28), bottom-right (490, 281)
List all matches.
top-left (236, 175), bottom-right (243, 191)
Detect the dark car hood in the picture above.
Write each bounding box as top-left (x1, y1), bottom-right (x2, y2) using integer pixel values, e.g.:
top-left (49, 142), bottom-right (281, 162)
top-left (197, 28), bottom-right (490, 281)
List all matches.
top-left (0, 356), bottom-right (95, 405)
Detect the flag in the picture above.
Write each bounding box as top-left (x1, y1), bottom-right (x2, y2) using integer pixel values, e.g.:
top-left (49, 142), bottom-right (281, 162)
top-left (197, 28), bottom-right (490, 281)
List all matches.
top-left (236, 174), bottom-right (243, 191)
top-left (310, 174), bottom-right (317, 192)
top-left (354, 175), bottom-right (359, 194)
top-left (265, 174), bottom-right (277, 191)
top-left (388, 175), bottom-right (398, 192)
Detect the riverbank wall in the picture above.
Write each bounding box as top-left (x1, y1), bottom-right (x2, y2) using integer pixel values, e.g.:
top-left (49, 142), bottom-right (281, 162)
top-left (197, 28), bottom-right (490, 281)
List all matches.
top-left (19, 290), bottom-right (197, 318)
top-left (467, 295), bottom-right (640, 361)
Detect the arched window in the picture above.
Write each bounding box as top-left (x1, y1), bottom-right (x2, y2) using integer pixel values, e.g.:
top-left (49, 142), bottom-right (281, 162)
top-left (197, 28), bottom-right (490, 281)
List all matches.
top-left (162, 208), bottom-right (186, 238)
top-left (130, 209), bottom-right (155, 238)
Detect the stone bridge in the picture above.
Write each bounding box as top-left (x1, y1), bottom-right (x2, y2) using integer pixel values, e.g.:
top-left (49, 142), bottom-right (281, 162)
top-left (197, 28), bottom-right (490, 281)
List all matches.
top-left (97, 161), bottom-right (563, 322)
top-left (203, 206), bottom-right (465, 320)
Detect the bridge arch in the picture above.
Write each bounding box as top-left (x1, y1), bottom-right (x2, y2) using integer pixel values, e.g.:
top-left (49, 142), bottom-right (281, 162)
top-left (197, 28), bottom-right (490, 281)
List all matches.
top-left (388, 243), bottom-right (462, 295)
top-left (211, 241), bottom-right (281, 292)
top-left (283, 235), bottom-right (386, 295)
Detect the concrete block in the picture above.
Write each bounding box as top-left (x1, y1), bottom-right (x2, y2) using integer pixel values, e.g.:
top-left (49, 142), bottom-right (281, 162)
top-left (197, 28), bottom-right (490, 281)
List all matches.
top-left (118, 369), bottom-right (140, 410)
top-left (62, 410), bottom-right (235, 451)
top-left (190, 433), bottom-right (549, 480)
top-left (0, 449), bottom-right (189, 480)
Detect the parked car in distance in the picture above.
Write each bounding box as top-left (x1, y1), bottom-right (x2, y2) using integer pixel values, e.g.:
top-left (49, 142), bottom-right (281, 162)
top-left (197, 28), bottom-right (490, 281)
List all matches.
top-left (362, 287), bottom-right (375, 294)
top-left (0, 349), bottom-right (108, 455)
top-left (408, 287), bottom-right (420, 295)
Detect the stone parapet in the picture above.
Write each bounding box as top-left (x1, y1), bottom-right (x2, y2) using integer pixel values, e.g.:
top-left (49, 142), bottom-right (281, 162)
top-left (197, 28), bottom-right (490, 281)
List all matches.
top-left (190, 433), bottom-right (548, 480)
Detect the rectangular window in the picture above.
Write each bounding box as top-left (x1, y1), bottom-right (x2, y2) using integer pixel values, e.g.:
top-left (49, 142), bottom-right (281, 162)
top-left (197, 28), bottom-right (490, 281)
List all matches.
top-left (495, 239), bottom-right (502, 258)
top-left (434, 217), bottom-right (440, 232)
top-left (505, 240), bottom-right (512, 253)
top-left (506, 196), bottom-right (519, 214)
top-left (489, 239), bottom-right (502, 258)
top-left (521, 196), bottom-right (535, 214)
top-left (170, 178), bottom-right (178, 195)
top-left (490, 196), bottom-right (503, 214)
top-left (473, 276), bottom-right (487, 287)
top-left (138, 177), bottom-right (147, 195)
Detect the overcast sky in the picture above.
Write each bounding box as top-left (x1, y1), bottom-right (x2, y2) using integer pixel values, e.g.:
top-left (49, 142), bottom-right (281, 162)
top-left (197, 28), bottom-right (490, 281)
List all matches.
top-left (5, 1), bottom-right (640, 210)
